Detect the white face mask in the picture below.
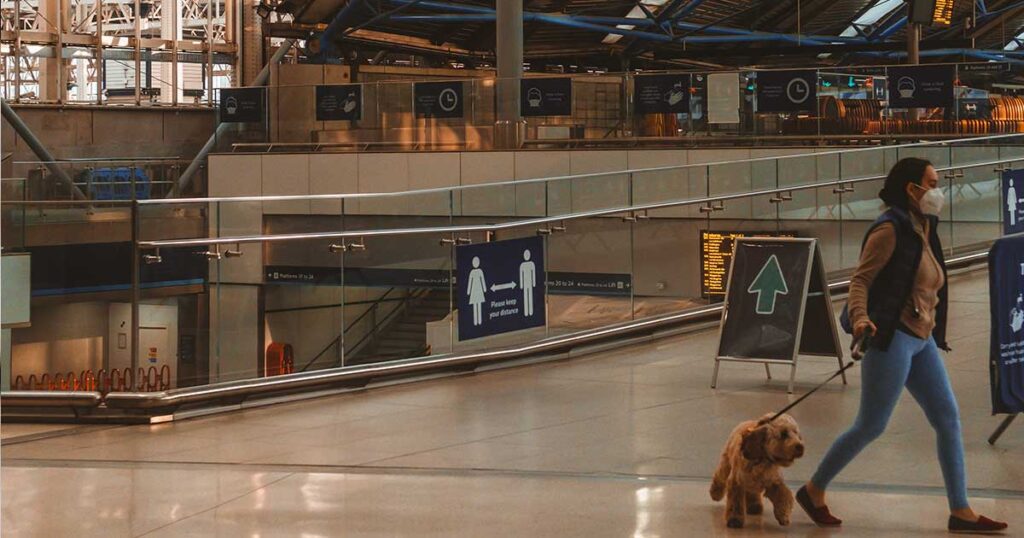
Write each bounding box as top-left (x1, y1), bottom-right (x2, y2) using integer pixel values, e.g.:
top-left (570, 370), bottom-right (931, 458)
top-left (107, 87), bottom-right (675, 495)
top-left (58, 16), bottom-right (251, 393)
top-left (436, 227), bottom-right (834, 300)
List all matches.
top-left (915, 185), bottom-right (945, 216)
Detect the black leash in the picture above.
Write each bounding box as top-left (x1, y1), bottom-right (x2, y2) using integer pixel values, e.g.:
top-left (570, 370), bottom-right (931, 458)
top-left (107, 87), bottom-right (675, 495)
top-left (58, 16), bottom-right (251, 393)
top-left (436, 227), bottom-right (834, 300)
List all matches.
top-left (768, 335), bottom-right (869, 422)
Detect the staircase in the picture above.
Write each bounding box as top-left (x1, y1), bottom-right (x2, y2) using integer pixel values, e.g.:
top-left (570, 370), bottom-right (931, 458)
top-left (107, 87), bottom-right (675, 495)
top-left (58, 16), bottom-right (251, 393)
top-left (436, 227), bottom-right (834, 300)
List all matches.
top-left (349, 289), bottom-right (450, 364)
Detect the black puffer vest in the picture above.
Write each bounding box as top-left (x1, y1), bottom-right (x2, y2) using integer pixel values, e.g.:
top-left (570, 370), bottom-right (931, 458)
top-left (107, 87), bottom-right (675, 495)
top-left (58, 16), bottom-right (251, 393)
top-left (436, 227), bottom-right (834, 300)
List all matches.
top-left (862, 206), bottom-right (949, 351)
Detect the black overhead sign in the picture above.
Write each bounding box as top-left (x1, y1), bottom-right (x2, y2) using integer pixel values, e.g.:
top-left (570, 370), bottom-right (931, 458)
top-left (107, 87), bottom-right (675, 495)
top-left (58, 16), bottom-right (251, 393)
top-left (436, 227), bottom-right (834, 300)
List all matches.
top-left (219, 87), bottom-right (265, 123)
top-left (521, 77), bottom-right (572, 117)
top-left (414, 81), bottom-right (464, 118)
top-left (756, 70), bottom-right (817, 113)
top-left (316, 84), bottom-right (362, 121)
top-left (961, 62), bottom-right (1010, 73)
top-left (635, 74), bottom-right (690, 114)
top-left (886, 64), bottom-right (955, 108)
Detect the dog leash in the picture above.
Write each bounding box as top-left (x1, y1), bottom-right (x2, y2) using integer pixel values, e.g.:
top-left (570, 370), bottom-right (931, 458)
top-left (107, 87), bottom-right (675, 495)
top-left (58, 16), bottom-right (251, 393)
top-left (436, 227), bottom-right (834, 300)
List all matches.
top-left (768, 334), bottom-right (869, 422)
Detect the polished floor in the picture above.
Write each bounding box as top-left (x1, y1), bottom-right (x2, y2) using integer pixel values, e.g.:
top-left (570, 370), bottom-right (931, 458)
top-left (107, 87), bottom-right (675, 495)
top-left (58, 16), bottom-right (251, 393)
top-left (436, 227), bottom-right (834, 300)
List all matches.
top-left (3, 270), bottom-right (1022, 537)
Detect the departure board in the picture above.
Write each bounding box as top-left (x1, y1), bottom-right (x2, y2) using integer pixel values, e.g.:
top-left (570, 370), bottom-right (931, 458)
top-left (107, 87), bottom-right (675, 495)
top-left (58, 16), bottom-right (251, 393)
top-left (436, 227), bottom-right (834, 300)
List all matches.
top-left (700, 230), bottom-right (796, 296)
top-left (908, 0), bottom-right (953, 27)
top-left (931, 0), bottom-right (953, 27)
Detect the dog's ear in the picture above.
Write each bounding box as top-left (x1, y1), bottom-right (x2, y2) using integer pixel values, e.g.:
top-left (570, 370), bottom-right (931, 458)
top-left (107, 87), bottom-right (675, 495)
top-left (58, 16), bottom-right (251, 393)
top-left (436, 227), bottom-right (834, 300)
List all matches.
top-left (741, 426), bottom-right (769, 461)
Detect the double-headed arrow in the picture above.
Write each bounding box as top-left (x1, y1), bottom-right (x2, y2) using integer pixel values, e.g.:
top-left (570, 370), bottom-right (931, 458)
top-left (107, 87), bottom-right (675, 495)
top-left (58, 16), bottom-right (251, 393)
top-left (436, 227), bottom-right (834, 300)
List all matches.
top-left (491, 282), bottom-right (517, 292)
top-left (747, 254), bottom-right (788, 315)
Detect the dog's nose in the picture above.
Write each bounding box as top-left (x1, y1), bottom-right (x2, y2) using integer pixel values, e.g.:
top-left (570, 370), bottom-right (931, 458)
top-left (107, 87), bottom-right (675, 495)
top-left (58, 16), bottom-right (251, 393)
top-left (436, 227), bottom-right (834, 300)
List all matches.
top-left (794, 443), bottom-right (805, 457)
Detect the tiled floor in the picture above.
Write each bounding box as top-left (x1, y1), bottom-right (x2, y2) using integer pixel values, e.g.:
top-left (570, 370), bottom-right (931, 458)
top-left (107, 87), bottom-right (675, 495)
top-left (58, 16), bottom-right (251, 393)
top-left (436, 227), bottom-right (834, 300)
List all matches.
top-left (2, 269), bottom-right (1022, 536)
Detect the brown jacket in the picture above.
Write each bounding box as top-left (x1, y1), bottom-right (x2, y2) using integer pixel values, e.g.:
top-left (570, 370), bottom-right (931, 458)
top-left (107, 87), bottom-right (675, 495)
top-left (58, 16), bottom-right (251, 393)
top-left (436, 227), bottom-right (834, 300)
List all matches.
top-left (848, 213), bottom-right (945, 339)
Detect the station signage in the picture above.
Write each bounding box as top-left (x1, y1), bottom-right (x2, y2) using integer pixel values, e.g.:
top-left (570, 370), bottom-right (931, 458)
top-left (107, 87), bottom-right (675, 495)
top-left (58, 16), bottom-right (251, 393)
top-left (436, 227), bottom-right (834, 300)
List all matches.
top-left (962, 62), bottom-right (1011, 73)
top-left (1004, 169), bottom-right (1024, 236)
top-left (908, 0), bottom-right (953, 27)
top-left (634, 74), bottom-right (690, 114)
top-left (988, 235), bottom-right (1024, 414)
top-left (219, 87), bottom-right (265, 123)
top-left (756, 70), bottom-right (817, 113)
top-left (700, 230), bottom-right (797, 296)
top-left (456, 237), bottom-right (546, 341)
top-left (414, 81), bottom-right (464, 118)
top-left (315, 84), bottom-right (362, 121)
top-left (707, 73), bottom-right (740, 123)
top-left (886, 64), bottom-right (955, 108)
top-left (521, 77), bottom-right (572, 117)
top-left (713, 238), bottom-right (844, 393)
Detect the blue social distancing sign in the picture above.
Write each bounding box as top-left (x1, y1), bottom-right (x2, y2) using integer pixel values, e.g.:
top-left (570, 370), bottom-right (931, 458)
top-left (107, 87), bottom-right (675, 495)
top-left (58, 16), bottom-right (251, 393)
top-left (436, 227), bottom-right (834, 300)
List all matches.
top-left (990, 235), bottom-right (1024, 414)
top-left (457, 236), bottom-right (546, 341)
top-left (1005, 169), bottom-right (1024, 236)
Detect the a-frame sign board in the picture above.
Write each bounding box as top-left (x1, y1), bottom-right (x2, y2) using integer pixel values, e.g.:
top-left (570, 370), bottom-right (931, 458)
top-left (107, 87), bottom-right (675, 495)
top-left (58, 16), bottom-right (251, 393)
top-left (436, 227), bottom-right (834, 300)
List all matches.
top-left (711, 237), bottom-right (845, 394)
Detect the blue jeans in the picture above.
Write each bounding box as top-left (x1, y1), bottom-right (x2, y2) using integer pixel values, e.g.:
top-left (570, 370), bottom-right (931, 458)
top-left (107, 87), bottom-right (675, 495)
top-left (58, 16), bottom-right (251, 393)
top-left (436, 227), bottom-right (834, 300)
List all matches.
top-left (810, 329), bottom-right (968, 510)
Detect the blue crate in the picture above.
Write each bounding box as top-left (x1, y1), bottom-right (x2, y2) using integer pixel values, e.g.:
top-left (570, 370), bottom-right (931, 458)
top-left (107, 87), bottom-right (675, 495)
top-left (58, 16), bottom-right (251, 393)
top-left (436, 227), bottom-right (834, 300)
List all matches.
top-left (82, 167), bottom-right (151, 200)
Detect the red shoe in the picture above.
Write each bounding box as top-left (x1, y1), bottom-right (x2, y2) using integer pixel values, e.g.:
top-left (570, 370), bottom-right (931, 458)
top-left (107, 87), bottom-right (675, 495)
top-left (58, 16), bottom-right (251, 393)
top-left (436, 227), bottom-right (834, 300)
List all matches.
top-left (796, 485), bottom-right (842, 527)
top-left (948, 515), bottom-right (1008, 534)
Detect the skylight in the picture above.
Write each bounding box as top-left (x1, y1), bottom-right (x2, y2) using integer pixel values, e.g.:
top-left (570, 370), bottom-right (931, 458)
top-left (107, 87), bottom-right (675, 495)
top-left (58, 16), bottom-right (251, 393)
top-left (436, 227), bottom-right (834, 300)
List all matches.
top-left (838, 0), bottom-right (903, 38)
top-left (1005, 29), bottom-right (1024, 51)
top-left (603, 0), bottom-right (670, 44)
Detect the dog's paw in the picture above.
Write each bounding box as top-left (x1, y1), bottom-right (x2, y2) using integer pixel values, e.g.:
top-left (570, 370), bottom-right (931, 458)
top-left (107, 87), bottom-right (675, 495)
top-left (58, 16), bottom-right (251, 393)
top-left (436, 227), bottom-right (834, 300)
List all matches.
top-left (775, 514), bottom-right (791, 526)
top-left (710, 484), bottom-right (725, 502)
top-left (747, 502), bottom-right (763, 515)
top-left (727, 518), bottom-right (744, 529)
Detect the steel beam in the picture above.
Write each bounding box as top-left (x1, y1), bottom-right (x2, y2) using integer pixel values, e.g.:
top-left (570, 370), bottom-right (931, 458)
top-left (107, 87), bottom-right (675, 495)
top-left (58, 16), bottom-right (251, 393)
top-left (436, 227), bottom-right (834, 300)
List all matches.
top-left (172, 38), bottom-right (295, 197)
top-left (1, 99), bottom-right (87, 200)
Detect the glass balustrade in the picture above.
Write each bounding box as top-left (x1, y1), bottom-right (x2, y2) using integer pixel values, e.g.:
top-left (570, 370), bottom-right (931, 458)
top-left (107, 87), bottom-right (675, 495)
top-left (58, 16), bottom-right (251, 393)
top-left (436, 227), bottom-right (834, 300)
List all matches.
top-left (2, 134), bottom-right (1018, 400)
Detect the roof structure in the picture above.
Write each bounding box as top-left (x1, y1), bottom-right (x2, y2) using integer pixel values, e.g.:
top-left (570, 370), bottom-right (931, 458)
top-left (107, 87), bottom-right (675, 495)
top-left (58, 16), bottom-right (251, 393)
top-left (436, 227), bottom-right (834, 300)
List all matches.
top-left (266, 0), bottom-right (1024, 71)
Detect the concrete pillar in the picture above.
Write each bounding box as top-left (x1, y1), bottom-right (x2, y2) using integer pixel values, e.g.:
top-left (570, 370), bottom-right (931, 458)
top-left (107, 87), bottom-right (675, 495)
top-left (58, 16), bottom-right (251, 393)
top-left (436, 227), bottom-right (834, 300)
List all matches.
top-left (241, 0), bottom-right (263, 85)
top-left (906, 22), bottom-right (920, 121)
top-left (495, 0), bottom-right (523, 147)
top-left (37, 0), bottom-right (68, 102)
top-left (159, 0), bottom-right (182, 103)
top-left (906, 22), bottom-right (920, 64)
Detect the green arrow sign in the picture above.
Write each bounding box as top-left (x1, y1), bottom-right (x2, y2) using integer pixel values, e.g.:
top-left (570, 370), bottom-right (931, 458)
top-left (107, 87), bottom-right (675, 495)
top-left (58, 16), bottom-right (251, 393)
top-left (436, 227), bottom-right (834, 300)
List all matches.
top-left (747, 254), bottom-right (788, 314)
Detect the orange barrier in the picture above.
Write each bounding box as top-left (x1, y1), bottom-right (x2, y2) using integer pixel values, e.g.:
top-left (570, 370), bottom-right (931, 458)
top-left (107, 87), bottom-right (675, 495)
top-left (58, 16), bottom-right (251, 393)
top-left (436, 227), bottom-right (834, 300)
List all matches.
top-left (18, 366), bottom-right (176, 394)
top-left (159, 365), bottom-right (171, 390)
top-left (265, 343), bottom-right (295, 377)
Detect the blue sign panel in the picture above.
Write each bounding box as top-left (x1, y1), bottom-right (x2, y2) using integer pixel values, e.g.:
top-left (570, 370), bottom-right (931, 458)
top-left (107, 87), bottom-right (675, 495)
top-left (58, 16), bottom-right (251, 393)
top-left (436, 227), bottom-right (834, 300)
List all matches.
top-left (414, 81), bottom-right (464, 118)
top-left (989, 235), bottom-right (1024, 414)
top-left (756, 70), bottom-right (817, 113)
top-left (219, 87), bottom-right (265, 123)
top-left (1005, 169), bottom-right (1024, 236)
top-left (316, 84), bottom-right (362, 121)
top-left (456, 236), bottom-right (545, 341)
top-left (521, 77), bottom-right (572, 117)
top-left (886, 65), bottom-right (955, 108)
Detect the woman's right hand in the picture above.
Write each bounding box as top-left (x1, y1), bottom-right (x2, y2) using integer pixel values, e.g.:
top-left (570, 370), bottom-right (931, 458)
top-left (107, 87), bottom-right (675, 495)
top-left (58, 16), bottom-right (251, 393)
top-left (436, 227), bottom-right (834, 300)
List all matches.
top-left (853, 319), bottom-right (877, 340)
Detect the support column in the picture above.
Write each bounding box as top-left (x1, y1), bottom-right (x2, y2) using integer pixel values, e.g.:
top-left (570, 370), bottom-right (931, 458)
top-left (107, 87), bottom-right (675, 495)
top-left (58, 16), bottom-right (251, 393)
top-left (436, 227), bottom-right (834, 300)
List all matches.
top-left (38, 0), bottom-right (68, 102)
top-left (159, 0), bottom-right (183, 103)
top-left (241, 0), bottom-right (263, 85)
top-left (907, 22), bottom-right (921, 64)
top-left (495, 0), bottom-right (522, 148)
top-left (907, 22), bottom-right (921, 121)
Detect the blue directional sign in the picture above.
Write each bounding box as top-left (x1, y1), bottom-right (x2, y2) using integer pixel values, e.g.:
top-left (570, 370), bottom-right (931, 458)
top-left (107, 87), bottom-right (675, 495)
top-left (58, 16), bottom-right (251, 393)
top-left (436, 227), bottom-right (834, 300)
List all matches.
top-left (989, 235), bottom-right (1024, 414)
top-left (456, 236), bottom-right (545, 341)
top-left (1004, 169), bottom-right (1024, 236)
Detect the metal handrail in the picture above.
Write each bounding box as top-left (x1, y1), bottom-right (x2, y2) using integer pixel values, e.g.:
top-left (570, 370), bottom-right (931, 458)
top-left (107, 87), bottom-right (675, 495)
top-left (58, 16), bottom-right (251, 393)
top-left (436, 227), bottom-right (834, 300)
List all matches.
top-left (137, 156), bottom-right (1014, 249)
top-left (91, 249), bottom-right (991, 411)
top-left (131, 132), bottom-right (1024, 206)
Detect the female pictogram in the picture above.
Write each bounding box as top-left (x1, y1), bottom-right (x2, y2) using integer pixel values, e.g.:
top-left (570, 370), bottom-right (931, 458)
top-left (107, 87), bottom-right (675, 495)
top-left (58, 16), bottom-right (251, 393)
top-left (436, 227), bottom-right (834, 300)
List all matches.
top-left (467, 256), bottom-right (487, 326)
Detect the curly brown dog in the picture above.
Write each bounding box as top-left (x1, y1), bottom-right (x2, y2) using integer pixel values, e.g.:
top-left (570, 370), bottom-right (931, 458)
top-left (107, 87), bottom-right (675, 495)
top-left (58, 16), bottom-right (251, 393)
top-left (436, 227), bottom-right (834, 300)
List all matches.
top-left (709, 413), bottom-right (805, 529)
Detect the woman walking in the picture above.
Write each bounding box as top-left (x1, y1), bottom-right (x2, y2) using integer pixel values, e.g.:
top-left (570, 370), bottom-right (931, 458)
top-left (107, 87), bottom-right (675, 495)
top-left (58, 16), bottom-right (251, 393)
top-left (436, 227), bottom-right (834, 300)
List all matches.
top-left (796, 158), bottom-right (1008, 534)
